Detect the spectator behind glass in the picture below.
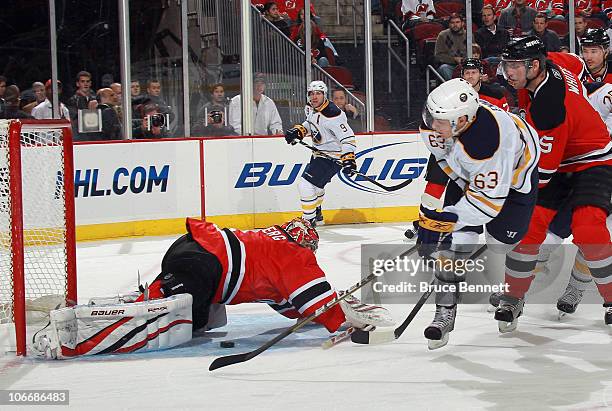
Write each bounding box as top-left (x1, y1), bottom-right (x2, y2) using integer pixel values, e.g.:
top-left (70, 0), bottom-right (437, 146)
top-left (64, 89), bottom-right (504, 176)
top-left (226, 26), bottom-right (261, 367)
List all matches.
top-left (475, 5), bottom-right (511, 65)
top-left (434, 13), bottom-right (467, 80)
top-left (530, 12), bottom-right (561, 52)
top-left (131, 80), bottom-right (142, 98)
top-left (110, 82), bottom-right (123, 124)
top-left (400, 0), bottom-right (436, 30)
top-left (498, 0), bottom-right (538, 36)
top-left (263, 2), bottom-right (291, 37)
top-left (0, 76), bottom-right (7, 99)
top-left (195, 83), bottom-right (229, 128)
top-left (192, 110), bottom-right (237, 137)
top-left (331, 88), bottom-right (363, 133)
top-left (0, 85), bottom-right (33, 119)
top-left (291, 11), bottom-right (331, 67)
top-left (228, 73), bottom-right (283, 135)
top-left (145, 79), bottom-right (174, 124)
top-left (21, 81), bottom-right (46, 115)
top-left (66, 70), bottom-right (98, 138)
top-left (96, 88), bottom-right (122, 140)
top-left (133, 102), bottom-right (168, 139)
top-left (31, 80), bottom-right (70, 120)
top-left (562, 12), bottom-right (588, 49)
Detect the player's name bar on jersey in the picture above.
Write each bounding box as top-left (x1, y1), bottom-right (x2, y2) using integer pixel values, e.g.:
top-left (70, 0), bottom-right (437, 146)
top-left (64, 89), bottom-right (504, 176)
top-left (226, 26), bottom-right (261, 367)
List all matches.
top-left (0, 390), bottom-right (69, 405)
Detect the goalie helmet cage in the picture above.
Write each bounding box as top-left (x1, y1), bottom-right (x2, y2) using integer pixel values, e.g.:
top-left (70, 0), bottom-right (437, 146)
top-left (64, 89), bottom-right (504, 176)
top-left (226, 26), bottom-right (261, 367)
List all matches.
top-left (0, 119), bottom-right (76, 356)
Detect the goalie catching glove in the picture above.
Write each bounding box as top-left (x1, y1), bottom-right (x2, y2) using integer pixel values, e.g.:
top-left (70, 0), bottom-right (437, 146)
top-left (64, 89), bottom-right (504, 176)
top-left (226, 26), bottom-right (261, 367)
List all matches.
top-left (31, 294), bottom-right (193, 359)
top-left (285, 124), bottom-right (307, 145)
top-left (340, 152), bottom-right (357, 175)
top-left (417, 205), bottom-right (458, 258)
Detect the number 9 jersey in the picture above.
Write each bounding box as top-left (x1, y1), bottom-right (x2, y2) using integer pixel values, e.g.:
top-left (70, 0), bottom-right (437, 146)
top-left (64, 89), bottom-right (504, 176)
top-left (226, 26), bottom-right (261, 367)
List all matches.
top-left (420, 101), bottom-right (541, 228)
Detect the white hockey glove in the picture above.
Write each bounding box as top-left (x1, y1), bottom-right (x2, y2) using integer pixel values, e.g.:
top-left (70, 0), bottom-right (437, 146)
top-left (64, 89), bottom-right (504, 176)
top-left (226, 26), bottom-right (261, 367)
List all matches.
top-left (32, 294), bottom-right (193, 359)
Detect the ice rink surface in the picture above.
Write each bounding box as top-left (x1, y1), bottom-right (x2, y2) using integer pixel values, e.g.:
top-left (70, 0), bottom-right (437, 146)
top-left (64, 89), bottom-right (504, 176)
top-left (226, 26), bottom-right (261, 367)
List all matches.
top-left (2, 222), bottom-right (612, 410)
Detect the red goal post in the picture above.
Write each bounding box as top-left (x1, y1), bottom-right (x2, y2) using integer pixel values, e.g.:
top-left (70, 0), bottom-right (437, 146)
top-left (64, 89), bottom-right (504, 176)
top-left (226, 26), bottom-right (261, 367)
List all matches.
top-left (0, 119), bottom-right (76, 356)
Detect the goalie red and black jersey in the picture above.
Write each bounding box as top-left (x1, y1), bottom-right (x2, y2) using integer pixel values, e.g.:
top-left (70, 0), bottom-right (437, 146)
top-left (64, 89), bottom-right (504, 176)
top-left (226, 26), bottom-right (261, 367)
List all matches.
top-left (524, 62), bottom-right (612, 186)
top-left (185, 218), bottom-right (344, 332)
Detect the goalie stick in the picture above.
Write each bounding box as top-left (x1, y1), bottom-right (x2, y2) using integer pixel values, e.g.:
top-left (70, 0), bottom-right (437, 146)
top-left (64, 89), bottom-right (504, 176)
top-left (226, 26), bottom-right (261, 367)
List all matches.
top-left (209, 244), bottom-right (419, 371)
top-left (297, 141), bottom-right (412, 192)
top-left (351, 244), bottom-right (489, 345)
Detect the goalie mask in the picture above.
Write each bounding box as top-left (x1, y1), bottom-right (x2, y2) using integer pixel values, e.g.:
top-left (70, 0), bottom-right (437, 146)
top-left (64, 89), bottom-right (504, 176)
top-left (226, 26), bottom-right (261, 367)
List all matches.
top-left (280, 218), bottom-right (319, 252)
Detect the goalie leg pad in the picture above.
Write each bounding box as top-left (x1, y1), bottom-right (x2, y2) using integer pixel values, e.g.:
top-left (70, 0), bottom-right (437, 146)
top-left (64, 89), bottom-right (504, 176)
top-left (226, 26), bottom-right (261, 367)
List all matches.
top-left (32, 294), bottom-right (193, 359)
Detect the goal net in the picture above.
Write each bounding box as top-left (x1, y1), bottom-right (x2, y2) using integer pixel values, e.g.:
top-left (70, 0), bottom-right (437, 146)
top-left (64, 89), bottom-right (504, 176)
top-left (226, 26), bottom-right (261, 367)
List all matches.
top-left (0, 119), bottom-right (76, 356)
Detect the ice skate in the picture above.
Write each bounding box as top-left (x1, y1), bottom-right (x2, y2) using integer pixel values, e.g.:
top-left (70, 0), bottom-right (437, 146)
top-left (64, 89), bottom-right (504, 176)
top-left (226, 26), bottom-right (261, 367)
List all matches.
top-left (556, 279), bottom-right (585, 319)
top-left (424, 305), bottom-right (456, 350)
top-left (315, 206), bottom-right (325, 225)
top-left (487, 292), bottom-right (503, 313)
top-left (604, 304), bottom-right (612, 326)
top-left (495, 295), bottom-right (524, 333)
top-left (339, 292), bottom-right (394, 329)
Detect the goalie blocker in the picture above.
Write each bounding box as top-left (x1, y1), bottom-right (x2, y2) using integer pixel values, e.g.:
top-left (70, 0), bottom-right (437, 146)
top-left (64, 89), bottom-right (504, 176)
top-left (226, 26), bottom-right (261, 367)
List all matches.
top-left (34, 217), bottom-right (393, 358)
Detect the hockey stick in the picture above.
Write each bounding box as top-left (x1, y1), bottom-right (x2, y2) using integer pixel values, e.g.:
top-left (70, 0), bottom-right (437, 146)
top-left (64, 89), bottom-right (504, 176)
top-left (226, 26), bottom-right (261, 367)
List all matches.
top-left (209, 244), bottom-right (419, 371)
top-left (321, 325), bottom-right (374, 349)
top-left (297, 140), bottom-right (413, 192)
top-left (351, 244), bottom-right (489, 345)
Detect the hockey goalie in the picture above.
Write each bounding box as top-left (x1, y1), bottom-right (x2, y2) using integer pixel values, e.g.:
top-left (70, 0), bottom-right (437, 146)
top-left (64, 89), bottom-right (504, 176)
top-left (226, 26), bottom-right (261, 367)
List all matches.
top-left (33, 218), bottom-right (393, 359)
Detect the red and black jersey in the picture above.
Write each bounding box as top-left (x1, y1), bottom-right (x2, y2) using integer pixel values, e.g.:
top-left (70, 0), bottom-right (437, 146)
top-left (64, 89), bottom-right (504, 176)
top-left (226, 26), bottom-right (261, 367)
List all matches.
top-left (524, 62), bottom-right (612, 186)
top-left (479, 82), bottom-right (509, 111)
top-left (185, 218), bottom-right (344, 332)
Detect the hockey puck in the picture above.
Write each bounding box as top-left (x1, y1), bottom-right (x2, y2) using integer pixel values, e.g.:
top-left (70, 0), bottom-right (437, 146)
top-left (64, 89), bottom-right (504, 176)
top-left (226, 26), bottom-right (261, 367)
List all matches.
top-left (220, 340), bottom-right (235, 348)
top-left (404, 228), bottom-right (416, 239)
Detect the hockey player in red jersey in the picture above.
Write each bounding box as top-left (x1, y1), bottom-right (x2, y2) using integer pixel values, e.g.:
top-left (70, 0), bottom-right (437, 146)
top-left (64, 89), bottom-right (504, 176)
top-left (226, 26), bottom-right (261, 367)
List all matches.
top-left (497, 36), bottom-right (612, 330)
top-left (461, 58), bottom-right (509, 111)
top-left (581, 28), bottom-right (612, 83)
top-left (32, 218), bottom-right (393, 358)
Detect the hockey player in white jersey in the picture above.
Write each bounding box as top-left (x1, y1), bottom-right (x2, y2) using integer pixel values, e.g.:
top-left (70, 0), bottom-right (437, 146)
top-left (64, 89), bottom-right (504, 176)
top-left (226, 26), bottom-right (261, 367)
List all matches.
top-left (284, 81), bottom-right (357, 226)
top-left (418, 78), bottom-right (540, 348)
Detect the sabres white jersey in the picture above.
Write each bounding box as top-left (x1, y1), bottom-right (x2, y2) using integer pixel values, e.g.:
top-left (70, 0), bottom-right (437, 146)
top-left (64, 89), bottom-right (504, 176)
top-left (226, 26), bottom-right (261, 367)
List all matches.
top-left (302, 100), bottom-right (356, 158)
top-left (420, 102), bottom-right (541, 228)
top-left (585, 82), bottom-right (612, 135)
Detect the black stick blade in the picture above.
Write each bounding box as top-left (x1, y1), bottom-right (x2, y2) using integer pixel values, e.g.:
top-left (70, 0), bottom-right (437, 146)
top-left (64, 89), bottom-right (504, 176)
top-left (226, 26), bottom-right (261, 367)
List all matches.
top-left (209, 352), bottom-right (251, 371)
top-left (350, 329), bottom-right (371, 344)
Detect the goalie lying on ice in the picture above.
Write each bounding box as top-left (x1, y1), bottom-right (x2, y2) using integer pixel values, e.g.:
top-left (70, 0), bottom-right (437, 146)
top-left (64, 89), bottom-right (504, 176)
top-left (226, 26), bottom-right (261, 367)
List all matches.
top-left (33, 217), bottom-right (393, 359)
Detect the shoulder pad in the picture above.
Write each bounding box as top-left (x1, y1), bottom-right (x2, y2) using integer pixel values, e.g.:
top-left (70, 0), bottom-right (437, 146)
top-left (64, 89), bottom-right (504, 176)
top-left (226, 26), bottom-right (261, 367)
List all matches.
top-left (457, 106), bottom-right (500, 160)
top-left (529, 65), bottom-right (566, 130)
top-left (318, 101), bottom-right (342, 118)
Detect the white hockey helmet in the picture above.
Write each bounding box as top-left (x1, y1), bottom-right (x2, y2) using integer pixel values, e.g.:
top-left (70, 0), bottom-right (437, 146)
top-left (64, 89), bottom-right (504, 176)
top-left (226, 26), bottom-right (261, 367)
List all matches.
top-left (308, 80), bottom-right (328, 100)
top-left (423, 78), bottom-right (479, 136)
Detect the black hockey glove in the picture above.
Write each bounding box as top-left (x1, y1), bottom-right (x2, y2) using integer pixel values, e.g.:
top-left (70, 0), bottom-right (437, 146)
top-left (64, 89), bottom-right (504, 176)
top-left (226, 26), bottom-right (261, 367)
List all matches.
top-left (340, 152), bottom-right (357, 175)
top-left (284, 124), bottom-right (307, 145)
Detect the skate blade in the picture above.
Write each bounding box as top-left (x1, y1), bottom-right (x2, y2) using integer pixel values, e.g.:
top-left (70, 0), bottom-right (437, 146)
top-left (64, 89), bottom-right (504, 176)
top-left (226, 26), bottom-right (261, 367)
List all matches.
top-left (427, 333), bottom-right (449, 350)
top-left (558, 311), bottom-right (568, 321)
top-left (498, 319), bottom-right (518, 333)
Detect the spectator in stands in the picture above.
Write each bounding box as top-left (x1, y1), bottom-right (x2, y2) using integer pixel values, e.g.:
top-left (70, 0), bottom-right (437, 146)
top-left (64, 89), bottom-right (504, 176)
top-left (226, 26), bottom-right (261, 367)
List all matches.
top-left (452, 43), bottom-right (495, 81)
top-left (0, 75), bottom-right (7, 117)
top-left (131, 80), bottom-right (142, 98)
top-left (292, 19), bottom-right (331, 67)
top-left (400, 0), bottom-right (436, 30)
top-left (196, 83), bottom-right (229, 125)
top-left (484, 0), bottom-right (511, 17)
top-left (145, 79), bottom-right (174, 124)
top-left (262, 2), bottom-right (291, 37)
top-left (331, 88), bottom-right (363, 133)
top-left (562, 12), bottom-right (588, 49)
top-left (0, 86), bottom-right (32, 119)
top-left (527, 0), bottom-right (565, 19)
top-left (475, 5), bottom-right (511, 65)
top-left (31, 80), bottom-right (70, 120)
top-left (228, 73), bottom-right (283, 135)
top-left (21, 81), bottom-right (46, 115)
top-left (66, 71), bottom-right (98, 138)
top-left (133, 102), bottom-right (168, 139)
top-left (569, 0), bottom-right (599, 17)
top-left (498, 0), bottom-right (538, 35)
top-left (192, 110), bottom-right (237, 136)
top-left (96, 88), bottom-right (122, 140)
top-left (530, 12), bottom-right (561, 51)
top-left (434, 13), bottom-right (467, 80)
top-left (110, 82), bottom-right (123, 124)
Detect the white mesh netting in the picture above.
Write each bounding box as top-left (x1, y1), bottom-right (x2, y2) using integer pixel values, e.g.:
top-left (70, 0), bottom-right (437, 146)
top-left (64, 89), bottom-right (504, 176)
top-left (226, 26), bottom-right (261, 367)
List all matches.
top-left (0, 120), bottom-right (70, 349)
